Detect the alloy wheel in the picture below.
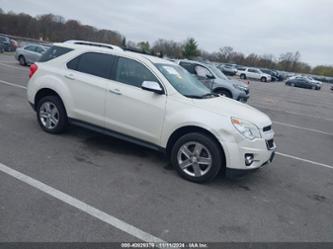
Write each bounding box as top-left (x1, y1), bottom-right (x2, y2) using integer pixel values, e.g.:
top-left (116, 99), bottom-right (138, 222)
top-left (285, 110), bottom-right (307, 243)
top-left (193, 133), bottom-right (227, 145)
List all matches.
top-left (39, 102), bottom-right (59, 129)
top-left (177, 141), bottom-right (212, 177)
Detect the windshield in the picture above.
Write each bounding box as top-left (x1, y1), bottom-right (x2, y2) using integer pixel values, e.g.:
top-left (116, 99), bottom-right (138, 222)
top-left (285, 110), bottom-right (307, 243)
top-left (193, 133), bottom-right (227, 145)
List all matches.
top-left (206, 64), bottom-right (229, 80)
top-left (155, 63), bottom-right (212, 98)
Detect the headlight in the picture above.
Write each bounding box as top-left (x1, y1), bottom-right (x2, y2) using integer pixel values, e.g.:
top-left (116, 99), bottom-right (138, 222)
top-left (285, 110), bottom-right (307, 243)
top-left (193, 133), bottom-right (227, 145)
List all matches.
top-left (233, 84), bottom-right (248, 91)
top-left (231, 117), bottom-right (261, 140)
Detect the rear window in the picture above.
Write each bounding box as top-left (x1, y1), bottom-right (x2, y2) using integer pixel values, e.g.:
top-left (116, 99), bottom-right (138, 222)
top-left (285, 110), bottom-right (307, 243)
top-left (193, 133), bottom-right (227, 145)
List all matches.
top-left (39, 46), bottom-right (73, 62)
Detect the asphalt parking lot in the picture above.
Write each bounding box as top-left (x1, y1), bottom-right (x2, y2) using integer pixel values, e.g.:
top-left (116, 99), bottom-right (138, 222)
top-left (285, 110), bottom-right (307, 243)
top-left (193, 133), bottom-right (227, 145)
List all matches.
top-left (0, 54), bottom-right (333, 243)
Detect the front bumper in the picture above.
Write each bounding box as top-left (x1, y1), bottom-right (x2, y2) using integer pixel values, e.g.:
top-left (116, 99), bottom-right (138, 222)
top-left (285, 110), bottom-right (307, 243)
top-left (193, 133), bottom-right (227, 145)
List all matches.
top-left (236, 90), bottom-right (250, 103)
top-left (223, 136), bottom-right (276, 171)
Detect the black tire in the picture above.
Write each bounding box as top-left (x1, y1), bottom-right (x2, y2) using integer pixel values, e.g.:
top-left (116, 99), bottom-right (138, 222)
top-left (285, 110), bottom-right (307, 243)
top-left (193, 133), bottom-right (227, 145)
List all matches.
top-left (19, 55), bottom-right (26, 66)
top-left (240, 74), bottom-right (246, 80)
top-left (171, 132), bottom-right (224, 183)
top-left (215, 89), bottom-right (232, 98)
top-left (261, 77), bottom-right (267, 82)
top-left (36, 95), bottom-right (68, 134)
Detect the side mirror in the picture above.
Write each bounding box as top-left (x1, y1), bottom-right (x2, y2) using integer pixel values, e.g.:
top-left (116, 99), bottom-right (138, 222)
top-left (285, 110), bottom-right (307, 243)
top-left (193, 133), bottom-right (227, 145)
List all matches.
top-left (141, 81), bottom-right (164, 94)
top-left (206, 74), bottom-right (215, 79)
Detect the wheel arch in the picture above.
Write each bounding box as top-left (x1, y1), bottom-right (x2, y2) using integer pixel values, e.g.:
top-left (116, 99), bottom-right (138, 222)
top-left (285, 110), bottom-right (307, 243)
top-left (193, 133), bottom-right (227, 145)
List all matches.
top-left (34, 88), bottom-right (65, 112)
top-left (166, 125), bottom-right (226, 166)
top-left (213, 87), bottom-right (233, 98)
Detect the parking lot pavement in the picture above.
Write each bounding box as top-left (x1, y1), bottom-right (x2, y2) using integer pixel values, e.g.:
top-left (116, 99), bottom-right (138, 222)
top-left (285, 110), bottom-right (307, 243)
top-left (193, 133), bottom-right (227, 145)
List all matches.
top-left (0, 56), bottom-right (333, 242)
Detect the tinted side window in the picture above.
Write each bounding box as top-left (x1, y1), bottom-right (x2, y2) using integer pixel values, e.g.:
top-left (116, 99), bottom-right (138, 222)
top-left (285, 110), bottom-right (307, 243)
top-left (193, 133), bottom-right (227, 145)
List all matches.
top-left (248, 69), bottom-right (256, 73)
top-left (194, 65), bottom-right (212, 78)
top-left (39, 46), bottom-right (73, 62)
top-left (179, 62), bottom-right (195, 74)
top-left (25, 46), bottom-right (36, 52)
top-left (115, 57), bottom-right (158, 87)
top-left (67, 56), bottom-right (80, 70)
top-left (35, 46), bottom-right (45, 54)
top-left (68, 52), bottom-right (115, 79)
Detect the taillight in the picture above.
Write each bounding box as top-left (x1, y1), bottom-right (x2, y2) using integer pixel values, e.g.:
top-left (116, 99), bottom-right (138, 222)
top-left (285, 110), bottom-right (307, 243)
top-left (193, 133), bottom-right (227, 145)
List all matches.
top-left (29, 64), bottom-right (38, 78)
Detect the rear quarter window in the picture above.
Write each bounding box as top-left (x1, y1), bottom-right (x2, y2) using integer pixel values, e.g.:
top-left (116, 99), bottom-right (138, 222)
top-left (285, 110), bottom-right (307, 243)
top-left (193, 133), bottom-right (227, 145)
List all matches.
top-left (39, 46), bottom-right (73, 62)
top-left (67, 52), bottom-right (115, 79)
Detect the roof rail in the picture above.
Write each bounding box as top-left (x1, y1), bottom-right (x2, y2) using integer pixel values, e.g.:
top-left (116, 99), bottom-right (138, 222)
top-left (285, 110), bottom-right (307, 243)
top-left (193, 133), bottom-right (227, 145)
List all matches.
top-left (64, 40), bottom-right (123, 51)
top-left (123, 47), bottom-right (163, 58)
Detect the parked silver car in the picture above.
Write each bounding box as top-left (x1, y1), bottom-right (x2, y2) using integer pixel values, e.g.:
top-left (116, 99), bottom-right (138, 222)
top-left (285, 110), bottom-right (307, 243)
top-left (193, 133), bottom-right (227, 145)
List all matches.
top-left (15, 44), bottom-right (49, 66)
top-left (177, 60), bottom-right (250, 102)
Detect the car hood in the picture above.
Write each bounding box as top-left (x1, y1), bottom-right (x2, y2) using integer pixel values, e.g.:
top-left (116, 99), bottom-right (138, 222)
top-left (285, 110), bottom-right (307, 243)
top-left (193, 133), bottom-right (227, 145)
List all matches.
top-left (191, 96), bottom-right (271, 127)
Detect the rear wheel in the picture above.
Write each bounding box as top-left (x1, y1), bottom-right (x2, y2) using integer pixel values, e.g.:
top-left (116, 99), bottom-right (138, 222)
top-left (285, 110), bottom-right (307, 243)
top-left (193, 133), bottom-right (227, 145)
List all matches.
top-left (36, 95), bottom-right (68, 134)
top-left (19, 55), bottom-right (26, 66)
top-left (261, 77), bottom-right (267, 82)
top-left (171, 133), bottom-right (223, 183)
top-left (291, 82), bottom-right (295, 87)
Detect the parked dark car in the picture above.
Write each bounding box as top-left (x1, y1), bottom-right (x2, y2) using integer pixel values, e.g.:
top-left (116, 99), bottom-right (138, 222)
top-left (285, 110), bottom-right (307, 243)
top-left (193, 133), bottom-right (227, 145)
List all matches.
top-left (0, 43), bottom-right (4, 53)
top-left (261, 69), bottom-right (283, 81)
top-left (285, 77), bottom-right (321, 90)
top-left (0, 35), bottom-right (11, 52)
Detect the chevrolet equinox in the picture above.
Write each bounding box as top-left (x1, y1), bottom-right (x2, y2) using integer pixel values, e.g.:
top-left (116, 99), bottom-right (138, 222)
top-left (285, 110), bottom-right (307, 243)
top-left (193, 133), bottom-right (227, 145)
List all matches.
top-left (27, 40), bottom-right (276, 183)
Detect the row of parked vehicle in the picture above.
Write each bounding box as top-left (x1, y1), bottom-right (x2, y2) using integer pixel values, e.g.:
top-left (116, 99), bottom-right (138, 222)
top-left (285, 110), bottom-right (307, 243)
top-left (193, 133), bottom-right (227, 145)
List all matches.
top-left (13, 41), bottom-right (327, 94)
top-left (217, 63), bottom-right (284, 82)
top-left (0, 35), bottom-right (18, 52)
top-left (217, 62), bottom-right (326, 91)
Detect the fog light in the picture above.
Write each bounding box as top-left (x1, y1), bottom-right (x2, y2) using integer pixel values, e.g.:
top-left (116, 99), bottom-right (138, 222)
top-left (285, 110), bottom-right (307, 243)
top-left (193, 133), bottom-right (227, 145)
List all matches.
top-left (245, 153), bottom-right (254, 166)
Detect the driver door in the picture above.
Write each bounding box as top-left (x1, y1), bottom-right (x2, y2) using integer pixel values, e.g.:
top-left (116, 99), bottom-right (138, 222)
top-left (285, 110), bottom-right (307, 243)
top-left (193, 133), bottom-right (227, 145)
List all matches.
top-left (105, 56), bottom-right (167, 145)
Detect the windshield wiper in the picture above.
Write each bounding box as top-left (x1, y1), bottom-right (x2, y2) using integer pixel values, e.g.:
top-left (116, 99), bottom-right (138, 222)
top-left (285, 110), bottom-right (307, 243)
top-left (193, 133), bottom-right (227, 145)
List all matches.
top-left (200, 93), bottom-right (218, 98)
top-left (184, 95), bottom-right (204, 99)
top-left (184, 93), bottom-right (218, 99)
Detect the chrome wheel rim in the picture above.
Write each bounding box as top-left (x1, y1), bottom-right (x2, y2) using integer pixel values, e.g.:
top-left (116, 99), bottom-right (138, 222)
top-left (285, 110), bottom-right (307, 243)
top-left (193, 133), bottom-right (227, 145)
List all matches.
top-left (177, 142), bottom-right (212, 177)
top-left (39, 102), bottom-right (59, 129)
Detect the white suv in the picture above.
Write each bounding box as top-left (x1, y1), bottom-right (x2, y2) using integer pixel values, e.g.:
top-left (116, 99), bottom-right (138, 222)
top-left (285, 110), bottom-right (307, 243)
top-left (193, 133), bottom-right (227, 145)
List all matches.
top-left (27, 41), bottom-right (276, 183)
top-left (237, 67), bottom-right (272, 82)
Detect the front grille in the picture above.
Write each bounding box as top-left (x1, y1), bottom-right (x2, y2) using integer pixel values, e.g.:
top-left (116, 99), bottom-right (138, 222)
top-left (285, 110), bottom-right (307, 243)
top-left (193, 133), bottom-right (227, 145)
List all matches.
top-left (266, 139), bottom-right (275, 150)
top-left (263, 125), bottom-right (272, 132)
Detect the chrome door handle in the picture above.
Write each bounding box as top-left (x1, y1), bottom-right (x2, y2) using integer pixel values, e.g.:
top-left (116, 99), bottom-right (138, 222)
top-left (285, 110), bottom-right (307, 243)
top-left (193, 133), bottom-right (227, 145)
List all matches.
top-left (108, 89), bottom-right (122, 95)
top-left (64, 73), bottom-right (75, 80)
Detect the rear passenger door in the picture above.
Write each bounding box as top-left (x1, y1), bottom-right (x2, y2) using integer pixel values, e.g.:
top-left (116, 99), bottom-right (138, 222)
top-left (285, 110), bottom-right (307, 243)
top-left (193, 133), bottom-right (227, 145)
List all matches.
top-left (24, 46), bottom-right (40, 64)
top-left (247, 69), bottom-right (257, 79)
top-left (65, 52), bottom-right (115, 127)
top-left (105, 56), bottom-right (167, 145)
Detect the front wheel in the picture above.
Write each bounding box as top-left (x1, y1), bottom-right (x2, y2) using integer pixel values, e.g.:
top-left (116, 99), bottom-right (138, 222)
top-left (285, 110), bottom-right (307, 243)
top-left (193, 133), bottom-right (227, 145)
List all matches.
top-left (215, 89), bottom-right (232, 98)
top-left (240, 74), bottom-right (246, 80)
top-left (171, 133), bottom-right (224, 183)
top-left (36, 95), bottom-right (68, 134)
